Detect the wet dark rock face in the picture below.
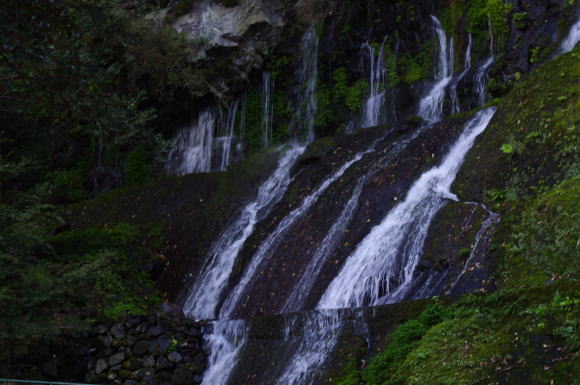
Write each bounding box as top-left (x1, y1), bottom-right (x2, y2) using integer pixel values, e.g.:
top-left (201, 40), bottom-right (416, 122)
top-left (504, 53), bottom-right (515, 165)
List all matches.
top-left (224, 115), bottom-right (480, 319)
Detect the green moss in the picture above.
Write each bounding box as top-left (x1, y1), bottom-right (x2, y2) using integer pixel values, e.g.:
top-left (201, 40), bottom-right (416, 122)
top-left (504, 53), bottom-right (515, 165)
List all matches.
top-left (125, 148), bottom-right (152, 187)
top-left (498, 176), bottom-right (580, 287)
top-left (455, 46), bottom-right (580, 204)
top-left (332, 283), bottom-right (580, 385)
top-left (398, 39), bottom-right (433, 84)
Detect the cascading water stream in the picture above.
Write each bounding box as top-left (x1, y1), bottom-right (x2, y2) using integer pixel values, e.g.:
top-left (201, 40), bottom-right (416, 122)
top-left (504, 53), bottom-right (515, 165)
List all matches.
top-left (450, 34), bottom-right (472, 114)
top-left (474, 18), bottom-right (494, 107)
top-left (275, 109), bottom-right (496, 385)
top-left (558, 16), bottom-right (580, 54)
top-left (216, 100), bottom-right (241, 171)
top-left (219, 142), bottom-right (380, 319)
top-left (166, 109), bottom-right (216, 175)
top-left (318, 107), bottom-right (496, 310)
top-left (289, 27), bottom-right (319, 143)
top-left (262, 72), bottom-right (274, 148)
top-left (280, 121), bottom-right (432, 314)
top-left (275, 311), bottom-right (345, 385)
top-left (280, 180), bottom-right (365, 313)
top-left (448, 203), bottom-right (500, 294)
top-left (418, 16), bottom-right (454, 123)
top-left (183, 145), bottom-right (306, 321)
top-left (361, 38), bottom-right (388, 128)
top-left (201, 320), bottom-right (249, 385)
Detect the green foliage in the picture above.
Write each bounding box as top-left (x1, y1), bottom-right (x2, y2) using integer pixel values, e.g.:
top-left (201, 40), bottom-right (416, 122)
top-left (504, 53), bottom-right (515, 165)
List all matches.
top-left (398, 40), bottom-right (433, 84)
top-left (361, 304), bottom-right (444, 385)
top-left (500, 177), bottom-right (580, 286)
top-left (332, 284), bottom-right (579, 385)
top-left (125, 149), bottom-right (152, 187)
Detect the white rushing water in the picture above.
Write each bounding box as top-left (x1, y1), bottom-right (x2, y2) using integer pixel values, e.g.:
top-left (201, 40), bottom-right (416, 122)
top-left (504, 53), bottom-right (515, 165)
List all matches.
top-left (219, 143), bottom-right (378, 319)
top-left (262, 72), bottom-right (274, 148)
top-left (275, 311), bottom-right (344, 385)
top-left (281, 180), bottom-right (365, 313)
top-left (216, 100), bottom-right (241, 171)
top-left (318, 107), bottom-right (496, 310)
top-left (201, 320), bottom-right (249, 385)
top-left (166, 109), bottom-right (216, 175)
top-left (289, 27), bottom-right (319, 143)
top-left (450, 34), bottom-right (472, 114)
top-left (361, 38), bottom-right (388, 128)
top-left (183, 145), bottom-right (305, 320)
top-left (418, 16), bottom-right (454, 123)
top-left (559, 16), bottom-right (580, 54)
top-left (167, 99), bottom-right (243, 175)
top-left (474, 18), bottom-right (494, 107)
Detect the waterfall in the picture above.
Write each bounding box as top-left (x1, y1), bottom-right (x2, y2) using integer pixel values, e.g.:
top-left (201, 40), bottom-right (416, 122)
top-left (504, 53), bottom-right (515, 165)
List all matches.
top-left (289, 27), bottom-right (319, 143)
top-left (281, 180), bottom-right (365, 313)
top-left (215, 100), bottom-right (241, 171)
top-left (166, 99), bottom-right (243, 175)
top-left (275, 311), bottom-right (344, 385)
top-left (219, 143), bottom-right (379, 319)
top-left (450, 34), bottom-right (472, 114)
top-left (474, 18), bottom-right (494, 107)
top-left (318, 107), bottom-right (496, 310)
top-left (166, 109), bottom-right (216, 175)
top-left (201, 320), bottom-right (249, 385)
top-left (448, 204), bottom-right (500, 294)
top-left (262, 73), bottom-right (274, 148)
top-left (361, 38), bottom-right (388, 128)
top-left (418, 16), bottom-right (454, 123)
top-left (559, 17), bottom-right (580, 54)
top-left (183, 145), bottom-right (306, 320)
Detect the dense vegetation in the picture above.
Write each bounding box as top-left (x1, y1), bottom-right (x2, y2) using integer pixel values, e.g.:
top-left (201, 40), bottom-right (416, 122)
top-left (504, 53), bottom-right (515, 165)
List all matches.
top-left (0, 0), bottom-right (200, 366)
top-left (0, 0), bottom-right (578, 382)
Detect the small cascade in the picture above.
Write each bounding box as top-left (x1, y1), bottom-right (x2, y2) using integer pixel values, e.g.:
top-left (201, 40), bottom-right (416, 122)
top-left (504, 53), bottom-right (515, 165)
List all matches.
top-left (281, 180), bottom-right (365, 313)
top-left (289, 27), bottom-right (319, 143)
top-left (318, 107), bottom-right (496, 310)
top-left (261, 73), bottom-right (274, 148)
top-left (215, 100), bottom-right (241, 171)
top-left (559, 17), bottom-right (580, 54)
top-left (450, 34), bottom-right (472, 114)
top-left (275, 311), bottom-right (344, 385)
top-left (166, 109), bottom-right (216, 175)
top-left (448, 203), bottom-right (500, 294)
top-left (201, 320), bottom-right (249, 385)
top-left (183, 145), bottom-right (306, 320)
top-left (474, 18), bottom-right (494, 107)
top-left (418, 16), bottom-right (454, 123)
top-left (219, 143), bottom-right (379, 319)
top-left (361, 39), bottom-right (388, 128)
top-left (167, 99), bottom-right (244, 175)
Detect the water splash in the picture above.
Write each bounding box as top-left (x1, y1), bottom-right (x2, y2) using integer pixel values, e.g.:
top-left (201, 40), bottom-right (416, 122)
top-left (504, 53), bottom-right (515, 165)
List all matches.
top-left (361, 38), bottom-right (388, 128)
top-left (262, 72), bottom-right (274, 148)
top-left (559, 17), bottom-right (580, 55)
top-left (318, 108), bottom-right (496, 310)
top-left (166, 109), bottom-right (216, 175)
top-left (289, 27), bottom-right (319, 143)
top-left (201, 320), bottom-right (249, 385)
top-left (418, 16), bottom-right (454, 123)
top-left (183, 145), bottom-right (305, 320)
